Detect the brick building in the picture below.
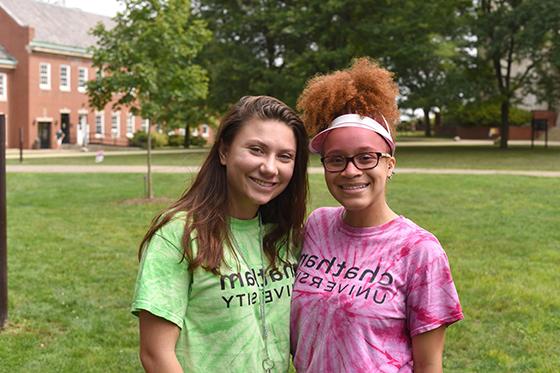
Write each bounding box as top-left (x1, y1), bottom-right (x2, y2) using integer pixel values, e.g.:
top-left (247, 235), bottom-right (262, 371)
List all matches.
top-left (0, 0), bottom-right (220, 150)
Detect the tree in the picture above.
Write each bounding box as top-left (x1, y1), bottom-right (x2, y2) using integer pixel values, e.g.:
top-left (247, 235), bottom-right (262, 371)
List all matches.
top-left (87, 0), bottom-right (211, 198)
top-left (195, 0), bottom-right (384, 111)
top-left (197, 0), bottom-right (474, 135)
top-left (356, 0), bottom-right (471, 137)
top-left (531, 26), bottom-right (560, 111)
top-left (195, 1), bottom-right (304, 111)
top-left (471, 0), bottom-right (560, 148)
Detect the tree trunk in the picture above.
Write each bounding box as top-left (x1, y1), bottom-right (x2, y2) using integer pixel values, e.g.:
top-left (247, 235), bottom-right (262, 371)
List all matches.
top-left (499, 100), bottom-right (509, 149)
top-left (434, 111), bottom-right (442, 134)
top-left (423, 108), bottom-right (432, 137)
top-left (146, 123), bottom-right (154, 199)
top-left (184, 123), bottom-right (190, 149)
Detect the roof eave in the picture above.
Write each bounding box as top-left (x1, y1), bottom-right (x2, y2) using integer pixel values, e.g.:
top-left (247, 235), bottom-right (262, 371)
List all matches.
top-left (29, 40), bottom-right (92, 59)
top-left (0, 60), bottom-right (17, 69)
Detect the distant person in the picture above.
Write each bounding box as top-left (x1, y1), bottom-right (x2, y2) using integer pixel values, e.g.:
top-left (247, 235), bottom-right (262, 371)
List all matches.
top-left (132, 96), bottom-right (309, 372)
top-left (290, 58), bottom-right (464, 372)
top-left (55, 128), bottom-right (65, 149)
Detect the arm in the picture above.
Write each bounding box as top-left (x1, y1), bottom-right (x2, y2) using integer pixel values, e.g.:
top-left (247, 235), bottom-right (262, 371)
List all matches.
top-left (411, 325), bottom-right (446, 373)
top-left (139, 310), bottom-right (183, 373)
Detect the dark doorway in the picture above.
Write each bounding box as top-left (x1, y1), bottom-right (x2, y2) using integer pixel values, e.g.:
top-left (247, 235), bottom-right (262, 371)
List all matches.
top-left (38, 122), bottom-right (51, 149)
top-left (61, 113), bottom-right (70, 144)
top-left (0, 115), bottom-right (5, 146)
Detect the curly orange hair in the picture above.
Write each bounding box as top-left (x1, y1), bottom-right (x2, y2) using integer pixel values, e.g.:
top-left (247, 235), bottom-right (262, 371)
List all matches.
top-left (297, 57), bottom-right (400, 137)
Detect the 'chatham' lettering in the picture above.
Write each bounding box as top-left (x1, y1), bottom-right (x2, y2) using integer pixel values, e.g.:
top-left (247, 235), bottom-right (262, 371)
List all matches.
top-left (299, 254), bottom-right (390, 284)
top-left (220, 263), bottom-right (296, 290)
top-left (295, 251), bottom-right (396, 305)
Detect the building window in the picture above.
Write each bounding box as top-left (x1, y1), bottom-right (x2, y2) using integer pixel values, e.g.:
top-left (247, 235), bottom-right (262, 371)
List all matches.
top-left (95, 111), bottom-right (104, 137)
top-left (60, 65), bottom-right (70, 91)
top-left (40, 63), bottom-right (51, 90)
top-left (0, 73), bottom-right (6, 101)
top-left (126, 113), bottom-right (135, 138)
top-left (201, 124), bottom-right (209, 138)
top-left (141, 118), bottom-right (150, 132)
top-left (78, 67), bottom-right (88, 92)
top-left (111, 112), bottom-right (120, 138)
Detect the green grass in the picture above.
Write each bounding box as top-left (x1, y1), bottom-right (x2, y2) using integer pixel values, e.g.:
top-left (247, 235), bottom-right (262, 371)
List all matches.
top-left (8, 145), bottom-right (560, 171)
top-left (1, 173), bottom-right (559, 372)
top-left (395, 146), bottom-right (560, 171)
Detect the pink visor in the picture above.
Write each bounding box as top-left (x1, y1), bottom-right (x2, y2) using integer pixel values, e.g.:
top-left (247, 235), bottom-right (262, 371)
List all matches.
top-left (309, 114), bottom-right (395, 154)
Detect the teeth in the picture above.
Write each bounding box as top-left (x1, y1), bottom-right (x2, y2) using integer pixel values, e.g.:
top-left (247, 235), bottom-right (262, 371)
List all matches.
top-left (341, 184), bottom-right (368, 190)
top-left (251, 178), bottom-right (275, 187)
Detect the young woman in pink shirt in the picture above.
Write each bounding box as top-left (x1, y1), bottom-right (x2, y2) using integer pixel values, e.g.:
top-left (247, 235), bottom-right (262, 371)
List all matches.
top-left (290, 58), bottom-right (463, 373)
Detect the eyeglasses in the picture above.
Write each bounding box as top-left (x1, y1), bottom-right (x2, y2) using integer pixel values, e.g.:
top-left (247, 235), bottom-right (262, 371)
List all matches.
top-left (321, 152), bottom-right (392, 173)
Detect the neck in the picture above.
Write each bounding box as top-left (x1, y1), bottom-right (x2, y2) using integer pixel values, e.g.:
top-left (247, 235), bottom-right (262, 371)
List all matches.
top-left (343, 201), bottom-right (397, 228)
top-left (227, 201), bottom-right (259, 220)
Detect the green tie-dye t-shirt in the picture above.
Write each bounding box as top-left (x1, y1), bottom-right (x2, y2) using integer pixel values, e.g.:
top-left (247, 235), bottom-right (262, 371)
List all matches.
top-left (131, 214), bottom-right (297, 372)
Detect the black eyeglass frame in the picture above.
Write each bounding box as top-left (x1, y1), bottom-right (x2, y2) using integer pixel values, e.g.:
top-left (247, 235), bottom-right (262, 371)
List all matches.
top-left (320, 152), bottom-right (393, 173)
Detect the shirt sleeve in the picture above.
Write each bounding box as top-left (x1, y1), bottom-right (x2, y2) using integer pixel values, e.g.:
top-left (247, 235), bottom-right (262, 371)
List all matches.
top-left (406, 239), bottom-right (464, 337)
top-left (131, 219), bottom-right (192, 329)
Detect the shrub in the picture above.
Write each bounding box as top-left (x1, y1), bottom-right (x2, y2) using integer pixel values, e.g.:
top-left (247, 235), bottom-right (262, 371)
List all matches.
top-left (129, 131), bottom-right (168, 148)
top-left (397, 120), bottom-right (415, 132)
top-left (168, 134), bottom-right (185, 147)
top-left (189, 135), bottom-right (207, 147)
top-left (444, 100), bottom-right (531, 127)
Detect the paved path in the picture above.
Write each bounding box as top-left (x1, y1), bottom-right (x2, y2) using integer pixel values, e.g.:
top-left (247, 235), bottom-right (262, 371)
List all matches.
top-left (6, 139), bottom-right (560, 159)
top-left (5, 148), bottom-right (204, 159)
top-left (6, 165), bottom-right (560, 177)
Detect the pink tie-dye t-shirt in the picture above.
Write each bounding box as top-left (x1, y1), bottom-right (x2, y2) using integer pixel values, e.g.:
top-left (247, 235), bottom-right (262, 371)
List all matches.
top-left (290, 207), bottom-right (463, 373)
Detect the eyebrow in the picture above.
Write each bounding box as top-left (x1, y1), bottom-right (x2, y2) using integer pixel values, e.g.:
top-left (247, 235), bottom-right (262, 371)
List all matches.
top-left (246, 139), bottom-right (296, 153)
top-left (324, 146), bottom-right (377, 155)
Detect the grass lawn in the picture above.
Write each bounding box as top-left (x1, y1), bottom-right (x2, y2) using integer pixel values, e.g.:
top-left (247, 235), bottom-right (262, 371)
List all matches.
top-left (7, 145), bottom-right (560, 171)
top-left (1, 173), bottom-right (559, 372)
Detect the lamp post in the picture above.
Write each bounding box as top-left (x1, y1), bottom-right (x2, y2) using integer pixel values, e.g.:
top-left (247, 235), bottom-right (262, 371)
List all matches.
top-left (0, 114), bottom-right (7, 329)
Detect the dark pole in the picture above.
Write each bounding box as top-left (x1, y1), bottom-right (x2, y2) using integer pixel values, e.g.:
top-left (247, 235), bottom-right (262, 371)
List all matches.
top-left (0, 115), bottom-right (7, 329)
top-left (531, 119), bottom-right (535, 149)
top-left (545, 121), bottom-right (548, 149)
top-left (19, 127), bottom-right (23, 163)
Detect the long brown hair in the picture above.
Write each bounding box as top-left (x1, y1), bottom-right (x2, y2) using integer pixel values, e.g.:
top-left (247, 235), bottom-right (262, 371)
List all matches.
top-left (139, 96), bottom-right (309, 273)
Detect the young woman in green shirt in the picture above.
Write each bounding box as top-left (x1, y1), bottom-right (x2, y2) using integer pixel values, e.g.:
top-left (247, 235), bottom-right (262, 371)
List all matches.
top-left (131, 96), bottom-right (308, 372)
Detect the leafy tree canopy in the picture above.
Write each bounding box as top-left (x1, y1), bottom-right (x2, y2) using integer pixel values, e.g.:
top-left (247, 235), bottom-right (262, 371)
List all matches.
top-left (87, 0), bottom-right (212, 128)
top-left (469, 0), bottom-right (560, 147)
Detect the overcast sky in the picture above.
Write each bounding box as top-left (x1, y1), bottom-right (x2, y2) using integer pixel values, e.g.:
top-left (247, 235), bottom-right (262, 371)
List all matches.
top-left (62, 0), bottom-right (123, 17)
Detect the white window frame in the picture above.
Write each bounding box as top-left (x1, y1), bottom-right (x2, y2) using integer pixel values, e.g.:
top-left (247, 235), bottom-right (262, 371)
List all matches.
top-left (141, 118), bottom-right (150, 132)
top-left (39, 63), bottom-right (51, 90)
top-left (111, 111), bottom-right (121, 138)
top-left (95, 111), bottom-right (105, 138)
top-left (78, 67), bottom-right (88, 93)
top-left (0, 73), bottom-right (7, 101)
top-left (201, 124), bottom-right (209, 138)
top-left (126, 113), bottom-right (135, 138)
top-left (59, 65), bottom-right (71, 91)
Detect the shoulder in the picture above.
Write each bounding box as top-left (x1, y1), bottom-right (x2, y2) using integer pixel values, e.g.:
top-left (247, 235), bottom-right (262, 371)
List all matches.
top-left (148, 212), bottom-right (188, 255)
top-left (158, 212), bottom-right (186, 234)
top-left (395, 217), bottom-right (447, 262)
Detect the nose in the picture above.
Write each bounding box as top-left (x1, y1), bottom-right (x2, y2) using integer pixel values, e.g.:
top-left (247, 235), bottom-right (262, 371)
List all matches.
top-left (260, 155), bottom-right (279, 177)
top-left (340, 159), bottom-right (362, 177)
